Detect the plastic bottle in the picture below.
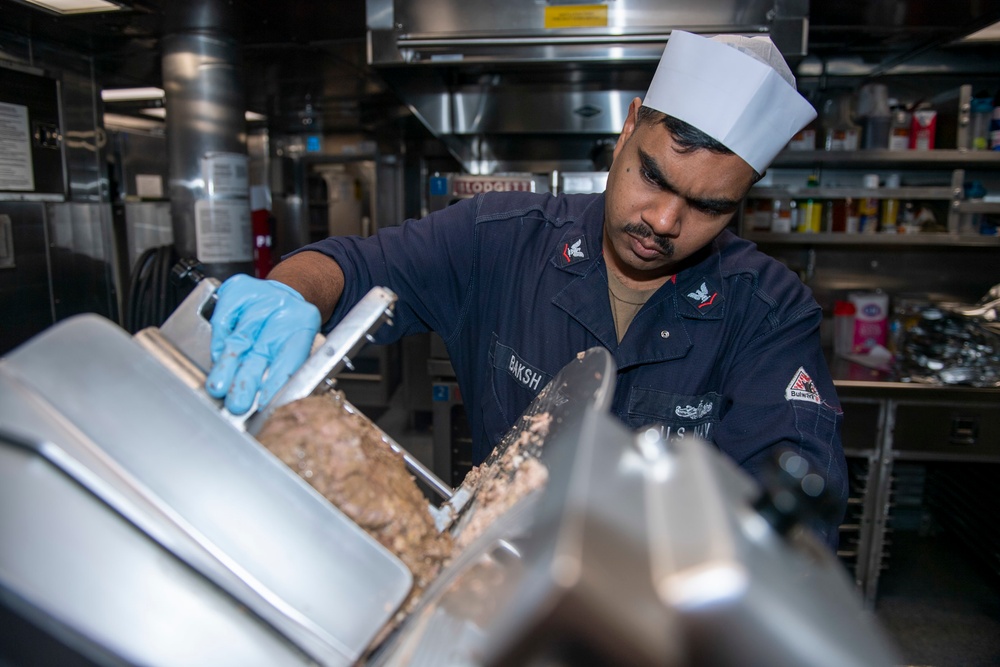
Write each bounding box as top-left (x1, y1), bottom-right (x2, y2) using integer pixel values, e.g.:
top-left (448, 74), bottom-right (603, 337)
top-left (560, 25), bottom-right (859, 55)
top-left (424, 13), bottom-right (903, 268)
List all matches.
top-left (990, 89), bottom-right (1000, 151)
top-left (858, 83), bottom-right (891, 150)
top-left (858, 174), bottom-right (881, 233)
top-left (970, 95), bottom-right (993, 150)
top-left (788, 116), bottom-right (818, 151)
top-left (797, 174), bottom-right (823, 233)
top-left (888, 100), bottom-right (911, 151)
top-left (962, 180), bottom-right (987, 234)
top-left (830, 198), bottom-right (848, 232)
top-left (771, 198), bottom-right (795, 233)
top-left (745, 199), bottom-right (773, 231)
top-left (881, 173), bottom-right (901, 233)
top-left (822, 93), bottom-right (861, 151)
top-left (845, 198), bottom-right (860, 233)
top-left (834, 300), bottom-right (857, 357)
top-left (910, 105), bottom-right (937, 151)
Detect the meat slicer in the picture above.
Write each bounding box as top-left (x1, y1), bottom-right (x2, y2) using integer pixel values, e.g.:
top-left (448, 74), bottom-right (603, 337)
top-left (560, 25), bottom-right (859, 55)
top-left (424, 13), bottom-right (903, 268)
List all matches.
top-left (0, 278), bottom-right (901, 666)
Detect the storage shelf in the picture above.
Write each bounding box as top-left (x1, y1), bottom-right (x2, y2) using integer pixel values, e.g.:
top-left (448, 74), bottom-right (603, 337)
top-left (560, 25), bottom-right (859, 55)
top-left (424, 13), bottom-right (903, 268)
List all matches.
top-left (771, 149), bottom-right (1000, 169)
top-left (749, 186), bottom-right (955, 200)
top-left (957, 201), bottom-right (1000, 214)
top-left (744, 232), bottom-right (1000, 247)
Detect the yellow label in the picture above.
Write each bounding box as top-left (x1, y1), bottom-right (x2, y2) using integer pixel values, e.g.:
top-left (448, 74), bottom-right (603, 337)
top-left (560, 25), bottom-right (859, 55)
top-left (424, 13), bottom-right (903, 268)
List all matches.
top-left (544, 4), bottom-right (608, 29)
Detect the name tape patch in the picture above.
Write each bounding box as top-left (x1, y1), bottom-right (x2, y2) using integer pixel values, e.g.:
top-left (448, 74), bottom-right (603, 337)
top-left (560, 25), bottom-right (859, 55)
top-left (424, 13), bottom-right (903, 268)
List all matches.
top-left (495, 342), bottom-right (551, 393)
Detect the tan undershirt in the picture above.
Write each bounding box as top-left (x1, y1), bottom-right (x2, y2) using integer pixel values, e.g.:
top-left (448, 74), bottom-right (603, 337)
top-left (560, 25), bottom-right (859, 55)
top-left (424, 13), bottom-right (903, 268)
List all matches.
top-left (607, 269), bottom-right (659, 342)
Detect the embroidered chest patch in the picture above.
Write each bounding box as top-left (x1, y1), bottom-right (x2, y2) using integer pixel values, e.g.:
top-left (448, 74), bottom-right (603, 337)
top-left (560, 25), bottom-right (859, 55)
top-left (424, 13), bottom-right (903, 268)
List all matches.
top-left (558, 235), bottom-right (588, 266)
top-left (785, 367), bottom-right (822, 404)
top-left (685, 280), bottom-right (720, 311)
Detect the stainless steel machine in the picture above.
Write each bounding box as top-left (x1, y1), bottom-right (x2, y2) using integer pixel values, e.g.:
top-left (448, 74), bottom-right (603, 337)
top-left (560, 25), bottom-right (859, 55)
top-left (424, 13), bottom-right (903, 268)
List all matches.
top-left (0, 283), bottom-right (902, 666)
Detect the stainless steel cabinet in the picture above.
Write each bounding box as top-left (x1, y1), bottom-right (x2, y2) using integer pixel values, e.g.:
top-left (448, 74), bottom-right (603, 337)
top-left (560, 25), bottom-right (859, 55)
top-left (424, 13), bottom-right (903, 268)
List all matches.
top-left (835, 373), bottom-right (1000, 608)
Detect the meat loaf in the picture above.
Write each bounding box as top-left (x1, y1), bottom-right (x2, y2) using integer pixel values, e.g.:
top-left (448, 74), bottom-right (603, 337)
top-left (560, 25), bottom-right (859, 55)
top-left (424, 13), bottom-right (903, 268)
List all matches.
top-left (255, 393), bottom-right (452, 596)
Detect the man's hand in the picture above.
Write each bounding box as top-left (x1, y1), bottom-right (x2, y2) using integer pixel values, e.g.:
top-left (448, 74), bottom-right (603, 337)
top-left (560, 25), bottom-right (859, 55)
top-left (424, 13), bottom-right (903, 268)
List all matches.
top-left (205, 274), bottom-right (321, 414)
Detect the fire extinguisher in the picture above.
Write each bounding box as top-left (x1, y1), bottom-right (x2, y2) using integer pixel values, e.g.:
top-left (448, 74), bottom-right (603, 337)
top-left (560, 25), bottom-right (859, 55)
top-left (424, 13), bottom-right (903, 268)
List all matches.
top-left (251, 208), bottom-right (274, 278)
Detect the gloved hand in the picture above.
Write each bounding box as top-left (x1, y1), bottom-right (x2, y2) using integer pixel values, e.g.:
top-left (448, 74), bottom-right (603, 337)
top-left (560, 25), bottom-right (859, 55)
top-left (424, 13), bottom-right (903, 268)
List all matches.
top-left (205, 274), bottom-right (321, 415)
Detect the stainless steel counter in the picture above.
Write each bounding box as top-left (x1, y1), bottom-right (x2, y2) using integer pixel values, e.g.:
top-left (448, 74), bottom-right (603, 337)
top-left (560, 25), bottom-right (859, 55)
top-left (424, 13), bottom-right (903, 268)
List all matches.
top-left (829, 356), bottom-right (1000, 608)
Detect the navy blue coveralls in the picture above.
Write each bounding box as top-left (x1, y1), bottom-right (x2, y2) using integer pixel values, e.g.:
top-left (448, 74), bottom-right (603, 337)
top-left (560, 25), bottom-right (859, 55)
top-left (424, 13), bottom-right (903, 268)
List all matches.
top-left (298, 191), bottom-right (848, 546)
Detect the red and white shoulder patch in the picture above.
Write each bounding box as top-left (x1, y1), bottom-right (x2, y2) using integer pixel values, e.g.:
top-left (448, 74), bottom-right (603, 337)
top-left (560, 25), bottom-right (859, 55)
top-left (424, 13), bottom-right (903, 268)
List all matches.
top-left (785, 367), bottom-right (821, 404)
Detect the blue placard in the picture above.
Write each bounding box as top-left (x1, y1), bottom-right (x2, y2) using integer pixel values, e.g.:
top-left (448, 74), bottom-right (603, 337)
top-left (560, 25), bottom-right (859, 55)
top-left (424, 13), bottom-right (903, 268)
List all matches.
top-left (306, 135), bottom-right (322, 153)
top-left (429, 176), bottom-right (448, 196)
top-left (432, 384), bottom-right (450, 402)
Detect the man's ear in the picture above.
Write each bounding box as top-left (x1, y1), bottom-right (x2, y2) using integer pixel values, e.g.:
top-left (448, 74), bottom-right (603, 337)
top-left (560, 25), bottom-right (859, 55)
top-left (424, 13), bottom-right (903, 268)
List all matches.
top-left (613, 97), bottom-right (644, 161)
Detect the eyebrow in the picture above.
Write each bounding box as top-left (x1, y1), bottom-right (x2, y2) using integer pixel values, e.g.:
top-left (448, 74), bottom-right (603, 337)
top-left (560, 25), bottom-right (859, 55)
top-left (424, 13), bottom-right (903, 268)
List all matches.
top-left (637, 148), bottom-right (743, 213)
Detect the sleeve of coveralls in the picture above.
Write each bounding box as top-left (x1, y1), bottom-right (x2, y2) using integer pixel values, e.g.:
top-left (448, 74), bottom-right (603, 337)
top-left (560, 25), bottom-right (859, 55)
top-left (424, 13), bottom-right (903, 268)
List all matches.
top-left (713, 303), bottom-right (848, 550)
top-left (290, 197), bottom-right (481, 342)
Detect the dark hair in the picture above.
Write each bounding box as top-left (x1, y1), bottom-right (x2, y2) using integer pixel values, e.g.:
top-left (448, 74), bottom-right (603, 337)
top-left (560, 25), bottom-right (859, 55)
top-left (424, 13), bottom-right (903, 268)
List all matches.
top-left (636, 105), bottom-right (762, 181)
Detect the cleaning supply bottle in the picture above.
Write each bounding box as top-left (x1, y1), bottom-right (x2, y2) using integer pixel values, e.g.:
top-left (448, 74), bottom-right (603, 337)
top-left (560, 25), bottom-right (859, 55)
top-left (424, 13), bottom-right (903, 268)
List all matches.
top-left (990, 89), bottom-right (1000, 150)
top-left (858, 83), bottom-right (891, 150)
top-left (834, 300), bottom-right (857, 357)
top-left (888, 100), bottom-right (911, 151)
top-left (797, 174), bottom-right (823, 233)
top-left (970, 95), bottom-right (993, 150)
top-left (881, 173), bottom-right (901, 233)
top-left (822, 93), bottom-right (860, 151)
top-left (858, 174), bottom-right (881, 233)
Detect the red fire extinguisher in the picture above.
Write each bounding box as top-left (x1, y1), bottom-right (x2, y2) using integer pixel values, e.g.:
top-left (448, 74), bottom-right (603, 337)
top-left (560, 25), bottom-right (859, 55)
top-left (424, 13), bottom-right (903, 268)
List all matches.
top-left (251, 208), bottom-right (274, 278)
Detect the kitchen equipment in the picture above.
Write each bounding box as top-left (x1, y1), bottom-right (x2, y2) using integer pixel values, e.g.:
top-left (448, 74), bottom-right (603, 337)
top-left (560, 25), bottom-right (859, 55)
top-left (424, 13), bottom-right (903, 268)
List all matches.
top-left (367, 0), bottom-right (808, 175)
top-left (0, 286), bottom-right (418, 667)
top-left (1, 282), bottom-right (903, 666)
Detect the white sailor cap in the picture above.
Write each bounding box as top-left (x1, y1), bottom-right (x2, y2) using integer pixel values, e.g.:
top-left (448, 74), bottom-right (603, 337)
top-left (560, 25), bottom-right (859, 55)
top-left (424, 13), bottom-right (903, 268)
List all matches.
top-left (643, 30), bottom-right (817, 173)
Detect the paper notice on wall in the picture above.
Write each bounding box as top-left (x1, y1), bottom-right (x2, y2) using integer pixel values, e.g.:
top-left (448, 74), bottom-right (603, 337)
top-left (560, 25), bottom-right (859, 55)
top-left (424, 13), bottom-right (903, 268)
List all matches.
top-left (135, 174), bottom-right (164, 199)
top-left (194, 199), bottom-right (253, 263)
top-left (201, 152), bottom-right (249, 196)
top-left (0, 102), bottom-right (35, 192)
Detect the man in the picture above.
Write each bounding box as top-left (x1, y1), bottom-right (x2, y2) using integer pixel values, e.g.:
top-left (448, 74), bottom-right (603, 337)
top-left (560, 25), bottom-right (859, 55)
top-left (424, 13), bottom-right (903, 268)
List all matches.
top-left (206, 31), bottom-right (847, 547)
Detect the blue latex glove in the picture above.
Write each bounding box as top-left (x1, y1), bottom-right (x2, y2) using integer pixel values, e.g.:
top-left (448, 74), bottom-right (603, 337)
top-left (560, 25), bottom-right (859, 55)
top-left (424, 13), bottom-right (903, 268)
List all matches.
top-left (205, 274), bottom-right (321, 415)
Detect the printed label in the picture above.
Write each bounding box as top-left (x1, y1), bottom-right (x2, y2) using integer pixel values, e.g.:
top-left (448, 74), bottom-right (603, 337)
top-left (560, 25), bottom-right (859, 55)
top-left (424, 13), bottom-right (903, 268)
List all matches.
top-left (544, 4), bottom-right (608, 29)
top-left (195, 199), bottom-right (253, 263)
top-left (0, 102), bottom-right (34, 191)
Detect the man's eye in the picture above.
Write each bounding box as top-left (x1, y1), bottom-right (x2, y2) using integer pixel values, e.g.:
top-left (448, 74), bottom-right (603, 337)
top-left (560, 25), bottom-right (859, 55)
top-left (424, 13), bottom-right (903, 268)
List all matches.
top-left (695, 204), bottom-right (728, 217)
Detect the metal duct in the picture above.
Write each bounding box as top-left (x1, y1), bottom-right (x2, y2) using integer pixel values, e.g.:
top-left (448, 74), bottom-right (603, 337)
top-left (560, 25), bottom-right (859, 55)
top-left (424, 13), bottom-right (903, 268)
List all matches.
top-left (163, 1), bottom-right (252, 280)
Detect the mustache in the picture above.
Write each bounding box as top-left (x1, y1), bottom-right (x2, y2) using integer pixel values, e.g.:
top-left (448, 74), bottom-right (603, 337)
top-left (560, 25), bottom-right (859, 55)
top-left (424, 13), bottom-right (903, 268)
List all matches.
top-left (622, 222), bottom-right (674, 256)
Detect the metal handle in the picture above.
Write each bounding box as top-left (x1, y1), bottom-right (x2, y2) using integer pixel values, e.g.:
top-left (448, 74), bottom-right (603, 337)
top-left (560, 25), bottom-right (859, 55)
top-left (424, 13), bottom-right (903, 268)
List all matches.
top-left (396, 30), bottom-right (760, 49)
top-left (243, 286), bottom-right (399, 435)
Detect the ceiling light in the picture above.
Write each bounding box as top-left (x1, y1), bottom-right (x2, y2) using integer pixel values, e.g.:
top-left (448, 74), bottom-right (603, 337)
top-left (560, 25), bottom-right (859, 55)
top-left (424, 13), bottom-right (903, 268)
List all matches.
top-left (102, 87), bottom-right (165, 102)
top-left (20, 0), bottom-right (122, 14)
top-left (129, 107), bottom-right (266, 122)
top-left (103, 113), bottom-right (164, 132)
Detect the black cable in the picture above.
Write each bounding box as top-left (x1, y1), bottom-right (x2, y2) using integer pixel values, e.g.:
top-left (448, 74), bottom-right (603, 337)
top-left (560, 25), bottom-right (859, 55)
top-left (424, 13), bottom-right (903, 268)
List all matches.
top-left (156, 245), bottom-right (173, 324)
top-left (124, 244), bottom-right (180, 333)
top-left (125, 246), bottom-right (157, 333)
top-left (150, 245), bottom-right (164, 327)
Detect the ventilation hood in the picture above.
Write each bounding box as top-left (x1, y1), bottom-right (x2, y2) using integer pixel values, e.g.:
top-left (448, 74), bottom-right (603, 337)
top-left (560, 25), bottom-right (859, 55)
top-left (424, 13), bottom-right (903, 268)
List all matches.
top-left (365, 0), bottom-right (808, 174)
top-left (365, 0), bottom-right (1000, 175)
